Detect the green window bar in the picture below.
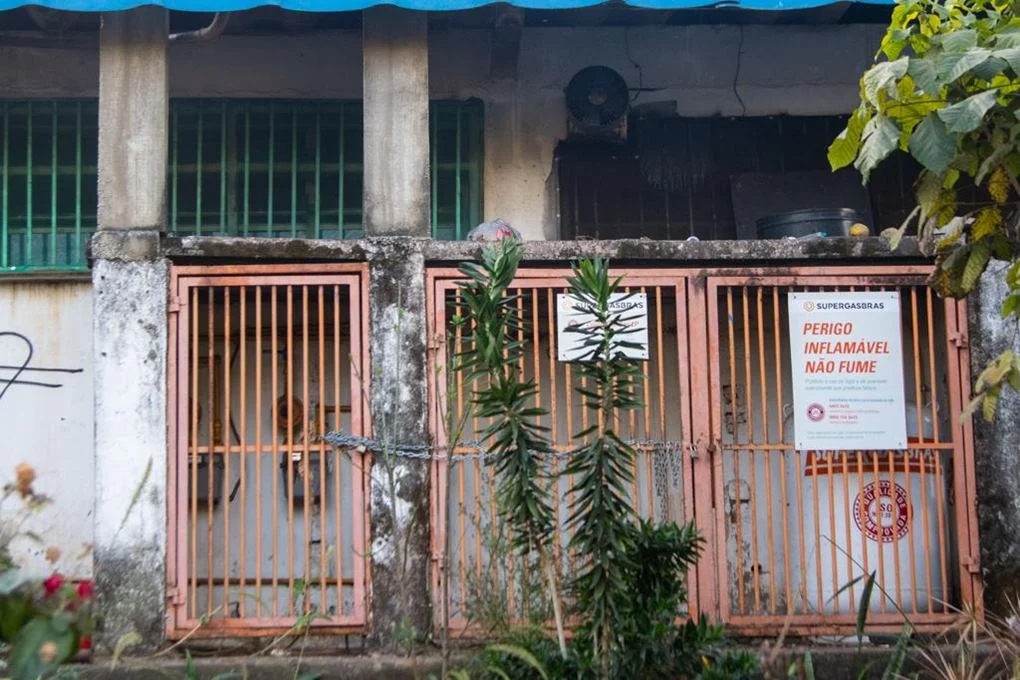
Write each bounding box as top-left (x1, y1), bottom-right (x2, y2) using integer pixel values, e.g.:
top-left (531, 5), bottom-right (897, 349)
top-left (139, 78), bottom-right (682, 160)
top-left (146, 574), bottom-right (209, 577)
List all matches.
top-left (0, 98), bottom-right (484, 272)
top-left (0, 100), bottom-right (98, 271)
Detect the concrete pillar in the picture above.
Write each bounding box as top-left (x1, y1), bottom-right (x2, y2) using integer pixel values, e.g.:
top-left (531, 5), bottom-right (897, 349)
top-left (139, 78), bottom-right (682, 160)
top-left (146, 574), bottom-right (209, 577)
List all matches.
top-left (971, 262), bottom-right (1020, 613)
top-left (363, 8), bottom-right (431, 237)
top-left (93, 7), bottom-right (170, 650)
top-left (98, 8), bottom-right (168, 230)
top-left (366, 239), bottom-right (432, 646)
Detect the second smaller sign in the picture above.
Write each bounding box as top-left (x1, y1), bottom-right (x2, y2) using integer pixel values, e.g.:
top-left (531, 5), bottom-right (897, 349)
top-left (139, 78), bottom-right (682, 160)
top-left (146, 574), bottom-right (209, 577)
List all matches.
top-left (556, 293), bottom-right (649, 362)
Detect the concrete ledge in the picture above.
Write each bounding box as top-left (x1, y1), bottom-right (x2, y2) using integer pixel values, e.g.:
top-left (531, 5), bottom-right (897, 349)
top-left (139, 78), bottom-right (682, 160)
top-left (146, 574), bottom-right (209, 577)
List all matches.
top-left (89, 230), bottom-right (163, 263)
top-left (56, 643), bottom-right (1000, 679)
top-left (161, 235), bottom-right (926, 265)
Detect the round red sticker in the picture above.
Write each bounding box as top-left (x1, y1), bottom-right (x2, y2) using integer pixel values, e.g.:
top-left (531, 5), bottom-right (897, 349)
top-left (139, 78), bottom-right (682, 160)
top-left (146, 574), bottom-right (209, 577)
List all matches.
top-left (853, 481), bottom-right (910, 543)
top-left (806, 403), bottom-right (825, 422)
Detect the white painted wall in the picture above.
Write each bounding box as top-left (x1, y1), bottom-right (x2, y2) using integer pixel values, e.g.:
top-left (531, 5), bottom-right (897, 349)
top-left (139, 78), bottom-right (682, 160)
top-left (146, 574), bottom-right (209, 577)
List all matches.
top-left (0, 23), bottom-right (881, 240)
top-left (0, 280), bottom-right (94, 579)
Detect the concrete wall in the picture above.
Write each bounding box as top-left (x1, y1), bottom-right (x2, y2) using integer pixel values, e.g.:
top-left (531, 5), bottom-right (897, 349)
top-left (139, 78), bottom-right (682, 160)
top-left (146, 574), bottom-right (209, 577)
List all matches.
top-left (0, 24), bottom-right (880, 240)
top-left (0, 279), bottom-right (94, 580)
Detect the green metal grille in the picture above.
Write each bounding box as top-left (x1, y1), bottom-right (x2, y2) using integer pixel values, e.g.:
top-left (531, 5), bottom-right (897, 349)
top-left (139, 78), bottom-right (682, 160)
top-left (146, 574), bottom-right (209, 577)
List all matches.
top-left (1, 100), bottom-right (98, 271)
top-left (0, 98), bottom-right (484, 272)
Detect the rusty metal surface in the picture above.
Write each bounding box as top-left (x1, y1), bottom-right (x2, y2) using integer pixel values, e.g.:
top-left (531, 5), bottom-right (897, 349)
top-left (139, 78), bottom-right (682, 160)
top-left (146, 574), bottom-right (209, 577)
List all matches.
top-left (166, 264), bottom-right (371, 638)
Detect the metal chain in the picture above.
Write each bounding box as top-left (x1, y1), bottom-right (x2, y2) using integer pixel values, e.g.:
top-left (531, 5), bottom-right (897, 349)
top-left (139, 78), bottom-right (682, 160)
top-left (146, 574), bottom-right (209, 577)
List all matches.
top-left (324, 430), bottom-right (685, 464)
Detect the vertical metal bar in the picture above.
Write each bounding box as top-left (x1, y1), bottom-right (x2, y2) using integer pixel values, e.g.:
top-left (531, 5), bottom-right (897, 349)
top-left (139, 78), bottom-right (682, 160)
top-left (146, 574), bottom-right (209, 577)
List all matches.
top-left (302, 286), bottom-right (311, 611)
top-left (742, 288), bottom-right (760, 614)
top-left (271, 286), bottom-right (280, 617)
top-left (223, 288), bottom-right (231, 616)
top-left (206, 287), bottom-right (215, 616)
top-left (26, 102), bottom-right (33, 263)
top-left (455, 104), bottom-right (462, 239)
top-left (196, 110), bottom-right (204, 235)
top-left (927, 289), bottom-right (948, 607)
top-left (772, 287), bottom-right (792, 612)
top-left (171, 106), bottom-right (178, 232)
top-left (287, 286), bottom-right (295, 617)
top-left (220, 103), bottom-right (227, 233)
top-left (190, 287), bottom-right (199, 618)
top-left (456, 290), bottom-right (467, 605)
top-left (2, 101), bottom-right (8, 269)
top-left (49, 102), bottom-right (57, 267)
top-left (546, 288), bottom-right (560, 568)
top-left (239, 287), bottom-right (247, 617)
top-left (290, 109), bottom-right (298, 238)
top-left (243, 110), bottom-right (250, 236)
top-left (314, 112), bottom-right (321, 239)
top-left (255, 285), bottom-right (263, 616)
top-left (910, 287), bottom-right (928, 613)
top-left (839, 449), bottom-right (855, 613)
top-left (725, 287), bottom-right (744, 613)
top-left (338, 105), bottom-right (345, 237)
top-left (430, 108), bottom-right (438, 234)
top-left (755, 288), bottom-right (777, 611)
top-left (268, 104), bottom-right (275, 236)
top-left (318, 286), bottom-right (327, 609)
top-left (872, 450), bottom-right (887, 614)
top-left (889, 447), bottom-right (904, 609)
top-left (74, 103), bottom-right (82, 267)
top-left (333, 284), bottom-right (343, 615)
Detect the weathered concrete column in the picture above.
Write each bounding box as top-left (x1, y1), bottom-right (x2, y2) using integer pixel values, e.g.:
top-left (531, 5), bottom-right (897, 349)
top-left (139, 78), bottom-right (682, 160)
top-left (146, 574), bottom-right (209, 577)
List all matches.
top-left (971, 262), bottom-right (1020, 613)
top-left (363, 8), bottom-right (431, 237)
top-left (365, 239), bottom-right (432, 646)
top-left (92, 7), bottom-right (170, 651)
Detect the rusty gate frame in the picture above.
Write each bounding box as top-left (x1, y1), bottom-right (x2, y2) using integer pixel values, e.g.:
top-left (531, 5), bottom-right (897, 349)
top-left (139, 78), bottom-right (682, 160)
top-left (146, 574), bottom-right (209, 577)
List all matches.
top-left (426, 263), bottom-right (981, 637)
top-left (166, 263), bottom-right (373, 639)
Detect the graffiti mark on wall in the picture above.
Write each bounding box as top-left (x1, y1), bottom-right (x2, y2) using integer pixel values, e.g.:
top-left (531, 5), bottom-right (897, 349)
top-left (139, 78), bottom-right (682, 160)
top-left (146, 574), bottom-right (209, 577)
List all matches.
top-left (0, 331), bottom-right (83, 402)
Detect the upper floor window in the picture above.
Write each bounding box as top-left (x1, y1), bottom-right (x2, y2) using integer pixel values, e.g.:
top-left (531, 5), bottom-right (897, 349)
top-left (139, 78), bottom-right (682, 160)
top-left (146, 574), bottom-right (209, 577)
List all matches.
top-left (0, 98), bottom-right (484, 272)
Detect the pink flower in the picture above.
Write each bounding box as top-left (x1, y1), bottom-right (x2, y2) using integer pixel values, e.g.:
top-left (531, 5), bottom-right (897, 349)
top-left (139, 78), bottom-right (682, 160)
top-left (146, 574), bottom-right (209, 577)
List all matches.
top-left (43, 573), bottom-right (63, 596)
top-left (76, 581), bottom-right (94, 600)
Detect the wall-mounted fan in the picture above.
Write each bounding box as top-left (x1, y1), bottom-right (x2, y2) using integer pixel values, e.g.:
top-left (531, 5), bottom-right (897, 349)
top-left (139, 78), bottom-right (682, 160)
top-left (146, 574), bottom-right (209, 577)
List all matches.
top-left (565, 65), bottom-right (629, 140)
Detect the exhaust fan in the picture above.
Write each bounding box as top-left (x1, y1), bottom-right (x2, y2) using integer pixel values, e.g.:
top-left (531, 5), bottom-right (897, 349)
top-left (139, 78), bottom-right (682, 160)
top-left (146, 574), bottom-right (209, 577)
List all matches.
top-left (565, 65), bottom-right (629, 140)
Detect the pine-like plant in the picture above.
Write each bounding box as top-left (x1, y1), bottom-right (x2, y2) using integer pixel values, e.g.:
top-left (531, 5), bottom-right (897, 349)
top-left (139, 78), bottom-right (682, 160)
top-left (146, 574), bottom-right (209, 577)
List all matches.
top-left (455, 239), bottom-right (567, 655)
top-left (561, 258), bottom-right (645, 675)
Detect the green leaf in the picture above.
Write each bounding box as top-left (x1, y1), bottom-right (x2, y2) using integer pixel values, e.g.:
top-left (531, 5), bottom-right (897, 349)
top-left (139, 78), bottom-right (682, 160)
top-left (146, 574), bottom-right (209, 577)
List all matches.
top-left (907, 57), bottom-right (940, 94)
top-left (909, 114), bottom-right (956, 173)
top-left (111, 631), bottom-right (142, 668)
top-left (0, 568), bottom-right (27, 595)
top-left (938, 90), bottom-right (999, 133)
top-left (996, 27), bottom-right (1020, 48)
top-left (936, 48), bottom-right (992, 84)
top-left (856, 571), bottom-right (877, 644)
top-left (855, 115), bottom-right (902, 180)
top-left (881, 623), bottom-right (913, 680)
top-left (1002, 292), bottom-right (1020, 318)
top-left (486, 644), bottom-right (549, 680)
top-left (804, 651), bottom-right (816, 680)
top-left (7, 616), bottom-right (78, 680)
top-left (863, 58), bottom-right (910, 105)
top-left (941, 28), bottom-right (978, 52)
top-left (962, 239), bottom-right (993, 292)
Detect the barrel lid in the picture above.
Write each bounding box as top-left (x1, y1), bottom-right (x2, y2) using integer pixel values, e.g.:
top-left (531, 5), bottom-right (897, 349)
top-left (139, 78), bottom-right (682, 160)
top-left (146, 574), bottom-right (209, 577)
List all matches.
top-left (757, 207), bottom-right (865, 227)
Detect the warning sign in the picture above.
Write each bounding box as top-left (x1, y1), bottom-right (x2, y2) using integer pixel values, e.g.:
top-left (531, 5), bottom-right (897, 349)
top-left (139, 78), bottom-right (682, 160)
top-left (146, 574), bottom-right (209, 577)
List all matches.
top-left (557, 293), bottom-right (648, 362)
top-left (788, 292), bottom-right (907, 451)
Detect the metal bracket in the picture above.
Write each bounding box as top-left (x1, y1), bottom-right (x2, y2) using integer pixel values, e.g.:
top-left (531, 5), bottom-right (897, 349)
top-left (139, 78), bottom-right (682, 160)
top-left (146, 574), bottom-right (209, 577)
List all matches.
top-left (167, 587), bottom-right (185, 606)
top-left (950, 332), bottom-right (968, 348)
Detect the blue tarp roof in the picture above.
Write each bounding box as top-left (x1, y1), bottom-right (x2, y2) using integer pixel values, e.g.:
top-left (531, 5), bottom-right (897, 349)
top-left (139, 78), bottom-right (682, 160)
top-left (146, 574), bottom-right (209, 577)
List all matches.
top-left (0, 0), bottom-right (892, 13)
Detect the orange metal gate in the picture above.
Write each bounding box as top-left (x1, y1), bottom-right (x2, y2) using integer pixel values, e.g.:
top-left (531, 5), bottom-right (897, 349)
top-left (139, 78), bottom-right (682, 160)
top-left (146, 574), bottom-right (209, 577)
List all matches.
top-left (427, 264), bottom-right (980, 636)
top-left (167, 264), bottom-right (371, 638)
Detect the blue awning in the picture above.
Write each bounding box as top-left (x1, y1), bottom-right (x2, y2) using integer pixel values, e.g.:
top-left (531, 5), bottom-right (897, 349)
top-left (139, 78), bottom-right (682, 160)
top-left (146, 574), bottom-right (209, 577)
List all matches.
top-left (0, 0), bottom-right (893, 13)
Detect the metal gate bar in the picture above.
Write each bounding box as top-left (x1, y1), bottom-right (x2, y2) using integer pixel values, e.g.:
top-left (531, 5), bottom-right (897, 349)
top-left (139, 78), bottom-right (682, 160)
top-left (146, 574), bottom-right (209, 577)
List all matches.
top-left (167, 264), bottom-right (371, 637)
